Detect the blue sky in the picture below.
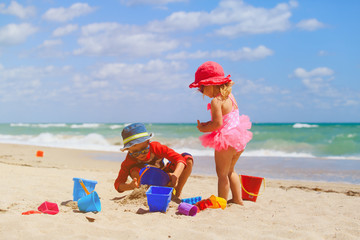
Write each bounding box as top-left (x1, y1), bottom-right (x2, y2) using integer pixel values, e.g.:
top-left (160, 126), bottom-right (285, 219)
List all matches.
top-left (0, 0), bottom-right (359, 123)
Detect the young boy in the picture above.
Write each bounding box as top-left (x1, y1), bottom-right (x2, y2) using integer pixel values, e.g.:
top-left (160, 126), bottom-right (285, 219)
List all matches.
top-left (114, 123), bottom-right (193, 198)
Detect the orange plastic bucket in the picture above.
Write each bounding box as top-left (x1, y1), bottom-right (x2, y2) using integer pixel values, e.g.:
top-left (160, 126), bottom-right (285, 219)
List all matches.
top-left (240, 175), bottom-right (264, 202)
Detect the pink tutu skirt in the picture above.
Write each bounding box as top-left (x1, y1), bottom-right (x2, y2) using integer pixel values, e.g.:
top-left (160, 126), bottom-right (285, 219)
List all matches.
top-left (199, 115), bottom-right (253, 152)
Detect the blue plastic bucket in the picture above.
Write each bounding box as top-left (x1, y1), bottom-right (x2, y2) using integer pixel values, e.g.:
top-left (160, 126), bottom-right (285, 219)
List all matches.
top-left (78, 191), bottom-right (101, 212)
top-left (72, 178), bottom-right (98, 201)
top-left (139, 167), bottom-right (170, 186)
top-left (146, 186), bottom-right (173, 212)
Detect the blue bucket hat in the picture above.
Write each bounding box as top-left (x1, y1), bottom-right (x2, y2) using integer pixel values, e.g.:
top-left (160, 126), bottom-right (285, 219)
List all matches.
top-left (121, 123), bottom-right (153, 151)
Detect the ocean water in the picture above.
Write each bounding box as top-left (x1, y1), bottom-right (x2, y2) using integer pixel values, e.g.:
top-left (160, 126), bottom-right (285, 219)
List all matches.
top-left (1, 122), bottom-right (360, 183)
top-left (1, 122), bottom-right (359, 160)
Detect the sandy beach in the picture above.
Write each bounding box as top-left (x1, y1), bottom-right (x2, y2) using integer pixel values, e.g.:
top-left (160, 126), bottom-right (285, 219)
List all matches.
top-left (0, 143), bottom-right (359, 240)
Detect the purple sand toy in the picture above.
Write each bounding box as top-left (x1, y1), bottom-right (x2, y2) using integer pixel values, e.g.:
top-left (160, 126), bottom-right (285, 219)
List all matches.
top-left (177, 202), bottom-right (198, 216)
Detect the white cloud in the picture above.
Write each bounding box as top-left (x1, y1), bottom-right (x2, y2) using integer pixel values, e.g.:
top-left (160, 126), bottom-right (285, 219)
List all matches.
top-left (293, 67), bottom-right (336, 95)
top-left (66, 60), bottom-right (189, 102)
top-left (296, 18), bottom-right (325, 31)
top-left (74, 23), bottom-right (179, 56)
top-left (0, 23), bottom-right (37, 45)
top-left (341, 99), bottom-right (358, 106)
top-left (147, 0), bottom-right (297, 36)
top-left (318, 50), bottom-right (329, 56)
top-left (53, 24), bottom-right (78, 37)
top-left (93, 59), bottom-right (187, 87)
top-left (147, 11), bottom-right (205, 32)
top-left (213, 0), bottom-right (295, 37)
top-left (73, 1), bottom-right (302, 57)
top-left (80, 22), bottom-right (121, 36)
top-left (39, 39), bottom-right (63, 48)
top-left (0, 1), bottom-right (36, 19)
top-left (166, 45), bottom-right (274, 61)
top-left (72, 73), bottom-right (109, 89)
top-left (236, 78), bottom-right (277, 95)
top-left (122, 0), bottom-right (187, 6)
top-left (35, 40), bottom-right (66, 58)
top-left (62, 66), bottom-right (73, 72)
top-left (294, 67), bottom-right (334, 79)
top-left (301, 77), bottom-right (329, 93)
top-left (291, 67), bottom-right (360, 108)
top-left (42, 3), bottom-right (95, 22)
top-left (0, 64), bottom-right (72, 102)
top-left (0, 65), bottom-right (57, 81)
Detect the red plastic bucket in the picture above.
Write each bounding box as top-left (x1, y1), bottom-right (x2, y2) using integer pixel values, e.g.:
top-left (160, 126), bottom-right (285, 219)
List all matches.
top-left (240, 175), bottom-right (264, 202)
top-left (36, 150), bottom-right (44, 157)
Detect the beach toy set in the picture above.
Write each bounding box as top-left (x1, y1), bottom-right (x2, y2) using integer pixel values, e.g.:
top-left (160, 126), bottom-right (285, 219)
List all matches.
top-left (194, 195), bottom-right (226, 211)
top-left (139, 166), bottom-right (219, 215)
top-left (240, 175), bottom-right (265, 202)
top-left (22, 177), bottom-right (101, 216)
top-left (72, 178), bottom-right (98, 201)
top-left (146, 186), bottom-right (173, 212)
top-left (196, 198), bottom-right (213, 211)
top-left (176, 195), bottom-right (227, 216)
top-left (139, 166), bottom-right (230, 215)
top-left (138, 166), bottom-right (174, 213)
top-left (72, 178), bottom-right (101, 212)
top-left (22, 201), bottom-right (59, 215)
top-left (181, 196), bottom-right (202, 205)
top-left (78, 191), bottom-right (101, 212)
top-left (38, 201), bottom-right (59, 214)
top-left (178, 202), bottom-right (198, 216)
top-left (36, 150), bottom-right (44, 157)
top-left (209, 195), bottom-right (227, 209)
top-left (139, 166), bottom-right (170, 186)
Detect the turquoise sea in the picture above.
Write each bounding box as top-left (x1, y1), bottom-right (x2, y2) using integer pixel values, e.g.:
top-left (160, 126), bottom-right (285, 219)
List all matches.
top-left (1, 122), bottom-right (359, 183)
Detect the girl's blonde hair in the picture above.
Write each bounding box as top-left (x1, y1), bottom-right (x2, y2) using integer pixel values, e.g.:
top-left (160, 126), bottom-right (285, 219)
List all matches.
top-left (218, 81), bottom-right (233, 100)
top-left (201, 81), bottom-right (234, 100)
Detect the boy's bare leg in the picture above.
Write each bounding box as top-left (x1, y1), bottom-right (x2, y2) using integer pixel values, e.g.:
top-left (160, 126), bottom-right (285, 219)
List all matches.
top-left (175, 157), bottom-right (193, 198)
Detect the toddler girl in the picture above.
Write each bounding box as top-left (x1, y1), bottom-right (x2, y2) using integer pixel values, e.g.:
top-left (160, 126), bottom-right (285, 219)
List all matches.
top-left (189, 61), bottom-right (252, 205)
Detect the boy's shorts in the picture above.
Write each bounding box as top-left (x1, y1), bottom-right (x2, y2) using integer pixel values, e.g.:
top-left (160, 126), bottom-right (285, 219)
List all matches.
top-left (130, 152), bottom-right (193, 175)
top-left (163, 152), bottom-right (193, 173)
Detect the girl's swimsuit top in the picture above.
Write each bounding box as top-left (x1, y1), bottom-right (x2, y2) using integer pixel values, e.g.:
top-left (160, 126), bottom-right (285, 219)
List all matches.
top-left (208, 93), bottom-right (240, 132)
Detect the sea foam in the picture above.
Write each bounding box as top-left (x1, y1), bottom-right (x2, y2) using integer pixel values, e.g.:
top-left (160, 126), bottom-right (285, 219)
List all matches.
top-left (0, 133), bottom-right (119, 152)
top-left (293, 123), bottom-right (319, 128)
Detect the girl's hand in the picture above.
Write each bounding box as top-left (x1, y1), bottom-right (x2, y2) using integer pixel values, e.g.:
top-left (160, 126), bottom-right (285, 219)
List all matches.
top-left (197, 120), bottom-right (209, 132)
top-left (130, 178), bottom-right (139, 189)
top-left (197, 120), bottom-right (203, 132)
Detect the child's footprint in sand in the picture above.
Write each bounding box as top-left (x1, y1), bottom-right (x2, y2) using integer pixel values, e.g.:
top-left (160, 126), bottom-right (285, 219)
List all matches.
top-left (61, 200), bottom-right (78, 211)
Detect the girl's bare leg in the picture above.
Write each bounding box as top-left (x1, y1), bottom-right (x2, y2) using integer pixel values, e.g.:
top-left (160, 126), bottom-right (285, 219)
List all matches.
top-left (228, 149), bottom-right (244, 205)
top-left (214, 148), bottom-right (236, 200)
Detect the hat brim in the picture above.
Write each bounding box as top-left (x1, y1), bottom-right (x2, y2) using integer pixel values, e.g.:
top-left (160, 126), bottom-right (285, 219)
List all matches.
top-left (189, 75), bottom-right (232, 88)
top-left (120, 133), bottom-right (154, 151)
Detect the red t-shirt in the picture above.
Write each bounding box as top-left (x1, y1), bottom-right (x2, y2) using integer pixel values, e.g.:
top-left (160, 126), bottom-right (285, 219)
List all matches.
top-left (114, 141), bottom-right (187, 192)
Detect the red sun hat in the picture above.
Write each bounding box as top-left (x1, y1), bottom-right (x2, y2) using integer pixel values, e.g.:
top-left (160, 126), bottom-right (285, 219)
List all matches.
top-left (189, 61), bottom-right (232, 88)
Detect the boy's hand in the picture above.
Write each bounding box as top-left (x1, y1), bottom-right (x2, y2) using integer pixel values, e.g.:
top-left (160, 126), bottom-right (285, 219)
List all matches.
top-left (168, 173), bottom-right (179, 188)
top-left (130, 178), bottom-right (139, 189)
